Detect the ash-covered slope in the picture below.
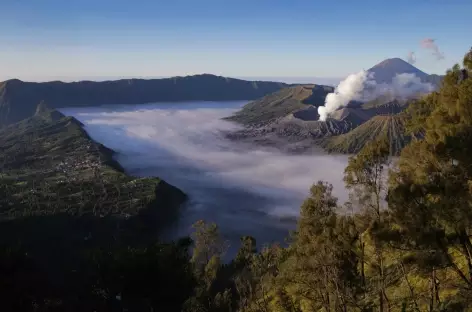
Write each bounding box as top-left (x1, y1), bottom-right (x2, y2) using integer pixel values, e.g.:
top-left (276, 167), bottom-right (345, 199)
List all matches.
top-left (224, 84), bottom-right (351, 151)
top-left (0, 106), bottom-right (186, 221)
top-left (321, 114), bottom-right (410, 155)
top-left (0, 74), bottom-right (288, 126)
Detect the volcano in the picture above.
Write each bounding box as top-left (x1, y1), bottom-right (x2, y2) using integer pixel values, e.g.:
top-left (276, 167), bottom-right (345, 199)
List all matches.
top-left (367, 57), bottom-right (430, 84)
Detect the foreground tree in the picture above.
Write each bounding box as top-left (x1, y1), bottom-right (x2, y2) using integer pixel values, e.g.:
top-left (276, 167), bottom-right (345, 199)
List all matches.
top-left (344, 137), bottom-right (392, 311)
top-left (278, 182), bottom-right (362, 312)
top-left (388, 48), bottom-right (472, 309)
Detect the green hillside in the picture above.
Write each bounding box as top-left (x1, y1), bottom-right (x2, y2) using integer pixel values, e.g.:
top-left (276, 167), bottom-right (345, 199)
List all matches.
top-left (0, 108), bottom-right (186, 220)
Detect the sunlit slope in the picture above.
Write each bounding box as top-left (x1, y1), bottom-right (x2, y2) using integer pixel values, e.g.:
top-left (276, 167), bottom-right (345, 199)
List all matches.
top-left (321, 114), bottom-right (410, 155)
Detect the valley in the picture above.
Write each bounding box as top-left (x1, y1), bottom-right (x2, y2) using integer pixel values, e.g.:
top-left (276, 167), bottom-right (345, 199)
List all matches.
top-left (0, 41), bottom-right (470, 312)
top-left (59, 101), bottom-right (351, 255)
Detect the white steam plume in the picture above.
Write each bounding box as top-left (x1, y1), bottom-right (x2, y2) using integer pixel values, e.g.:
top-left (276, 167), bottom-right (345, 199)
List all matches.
top-left (317, 71), bottom-right (435, 121)
top-left (317, 71), bottom-right (372, 121)
top-left (389, 73), bottom-right (435, 97)
top-left (420, 38), bottom-right (445, 60)
top-left (407, 51), bottom-right (416, 64)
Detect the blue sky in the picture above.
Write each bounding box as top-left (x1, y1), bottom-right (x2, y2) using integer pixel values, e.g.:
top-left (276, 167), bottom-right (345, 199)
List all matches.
top-left (0, 0), bottom-right (470, 82)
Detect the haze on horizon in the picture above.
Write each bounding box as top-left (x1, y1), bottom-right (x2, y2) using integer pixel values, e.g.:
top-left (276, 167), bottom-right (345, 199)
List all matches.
top-left (1, 0), bottom-right (470, 82)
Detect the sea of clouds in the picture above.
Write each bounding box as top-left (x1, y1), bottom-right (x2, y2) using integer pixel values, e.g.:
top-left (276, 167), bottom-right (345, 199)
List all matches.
top-left (60, 102), bottom-right (351, 248)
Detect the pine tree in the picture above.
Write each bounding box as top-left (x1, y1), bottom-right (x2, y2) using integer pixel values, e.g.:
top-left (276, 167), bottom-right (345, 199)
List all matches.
top-left (388, 48), bottom-right (472, 301)
top-left (344, 137), bottom-right (392, 312)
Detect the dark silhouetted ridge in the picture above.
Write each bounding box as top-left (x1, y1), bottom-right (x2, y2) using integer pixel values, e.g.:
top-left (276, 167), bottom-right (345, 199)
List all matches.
top-left (0, 74), bottom-right (288, 126)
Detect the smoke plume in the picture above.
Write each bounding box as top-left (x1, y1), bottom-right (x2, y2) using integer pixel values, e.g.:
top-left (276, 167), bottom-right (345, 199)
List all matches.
top-left (407, 51), bottom-right (416, 64)
top-left (317, 71), bottom-right (373, 121)
top-left (420, 38), bottom-right (445, 60)
top-left (317, 71), bottom-right (435, 121)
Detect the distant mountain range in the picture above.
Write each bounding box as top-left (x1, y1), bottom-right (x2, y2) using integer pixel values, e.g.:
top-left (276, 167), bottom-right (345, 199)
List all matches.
top-left (225, 58), bottom-right (442, 155)
top-left (0, 74), bottom-right (288, 126)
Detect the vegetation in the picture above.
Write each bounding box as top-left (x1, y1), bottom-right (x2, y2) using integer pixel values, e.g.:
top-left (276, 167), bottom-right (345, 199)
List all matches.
top-left (1, 48), bottom-right (472, 311)
top-left (0, 107), bottom-right (186, 219)
top-left (0, 108), bottom-right (189, 310)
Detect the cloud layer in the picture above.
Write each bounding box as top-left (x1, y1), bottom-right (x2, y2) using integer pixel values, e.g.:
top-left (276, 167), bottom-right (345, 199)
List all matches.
top-left (60, 102), bottom-right (351, 249)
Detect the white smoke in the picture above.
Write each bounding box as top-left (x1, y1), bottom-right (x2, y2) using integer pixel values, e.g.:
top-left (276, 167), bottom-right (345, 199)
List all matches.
top-left (421, 38), bottom-right (445, 60)
top-left (317, 71), bottom-right (435, 121)
top-left (389, 73), bottom-right (435, 97)
top-left (407, 51), bottom-right (416, 64)
top-left (317, 71), bottom-right (373, 121)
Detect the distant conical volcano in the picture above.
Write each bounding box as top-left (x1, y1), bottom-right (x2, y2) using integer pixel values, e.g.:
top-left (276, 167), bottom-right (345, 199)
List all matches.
top-left (367, 58), bottom-right (429, 84)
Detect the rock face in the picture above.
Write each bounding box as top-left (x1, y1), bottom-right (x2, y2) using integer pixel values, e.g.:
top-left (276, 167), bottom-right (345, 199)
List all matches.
top-left (0, 74), bottom-right (288, 126)
top-left (0, 108), bottom-right (187, 223)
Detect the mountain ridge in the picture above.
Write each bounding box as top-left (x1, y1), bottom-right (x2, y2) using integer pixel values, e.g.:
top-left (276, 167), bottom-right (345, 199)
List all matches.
top-left (0, 74), bottom-right (289, 126)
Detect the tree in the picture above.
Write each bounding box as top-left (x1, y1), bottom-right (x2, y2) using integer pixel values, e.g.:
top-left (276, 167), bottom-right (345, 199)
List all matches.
top-left (277, 182), bottom-right (363, 312)
top-left (344, 137), bottom-right (392, 312)
top-left (463, 47), bottom-right (472, 72)
top-left (185, 220), bottom-right (233, 312)
top-left (191, 220), bottom-right (228, 273)
top-left (388, 48), bottom-right (472, 304)
top-left (90, 240), bottom-right (195, 312)
top-left (234, 236), bottom-right (257, 269)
